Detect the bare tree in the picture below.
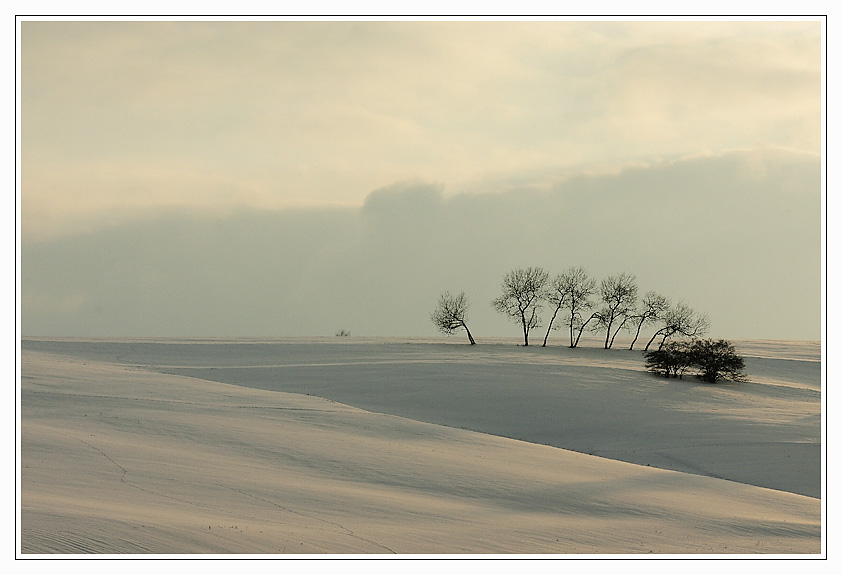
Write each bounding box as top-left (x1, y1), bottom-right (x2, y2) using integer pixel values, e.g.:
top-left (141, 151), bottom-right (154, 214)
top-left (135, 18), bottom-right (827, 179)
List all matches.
top-left (643, 301), bottom-right (710, 351)
top-left (431, 291), bottom-right (476, 344)
top-left (542, 274), bottom-right (565, 347)
top-left (571, 310), bottom-right (600, 348)
top-left (543, 266), bottom-right (597, 348)
top-left (594, 272), bottom-right (638, 349)
top-left (491, 267), bottom-right (549, 346)
top-left (628, 291), bottom-right (670, 350)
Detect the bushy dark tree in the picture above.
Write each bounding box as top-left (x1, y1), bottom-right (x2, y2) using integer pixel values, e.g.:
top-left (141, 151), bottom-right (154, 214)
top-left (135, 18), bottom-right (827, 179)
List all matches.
top-left (431, 291), bottom-right (476, 344)
top-left (492, 267), bottom-right (549, 346)
top-left (688, 339), bottom-right (747, 383)
top-left (644, 341), bottom-right (693, 378)
top-left (645, 338), bottom-right (747, 383)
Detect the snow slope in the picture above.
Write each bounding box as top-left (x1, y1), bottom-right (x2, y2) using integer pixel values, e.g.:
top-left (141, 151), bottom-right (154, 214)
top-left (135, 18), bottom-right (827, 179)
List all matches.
top-left (19, 339), bottom-right (821, 555)
top-left (22, 337), bottom-right (820, 497)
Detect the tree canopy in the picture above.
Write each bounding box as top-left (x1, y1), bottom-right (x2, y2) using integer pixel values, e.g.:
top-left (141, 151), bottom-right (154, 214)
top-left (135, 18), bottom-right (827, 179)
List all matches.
top-left (431, 291), bottom-right (476, 344)
top-left (491, 267), bottom-right (549, 346)
top-left (644, 339), bottom-right (746, 383)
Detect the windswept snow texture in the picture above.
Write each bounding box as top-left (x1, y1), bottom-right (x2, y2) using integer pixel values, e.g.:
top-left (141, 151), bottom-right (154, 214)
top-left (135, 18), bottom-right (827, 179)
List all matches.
top-left (20, 341), bottom-right (820, 554)
top-left (22, 338), bottom-right (821, 498)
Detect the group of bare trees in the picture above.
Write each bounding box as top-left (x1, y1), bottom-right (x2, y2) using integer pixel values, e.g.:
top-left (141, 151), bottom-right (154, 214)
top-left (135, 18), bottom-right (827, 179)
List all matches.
top-left (432, 266), bottom-right (709, 349)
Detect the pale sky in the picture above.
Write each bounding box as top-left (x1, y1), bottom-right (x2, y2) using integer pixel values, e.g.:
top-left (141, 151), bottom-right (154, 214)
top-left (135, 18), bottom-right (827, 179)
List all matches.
top-left (20, 19), bottom-right (823, 340)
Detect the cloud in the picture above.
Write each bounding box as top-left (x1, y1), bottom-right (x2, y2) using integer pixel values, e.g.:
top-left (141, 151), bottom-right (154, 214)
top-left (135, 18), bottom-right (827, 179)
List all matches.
top-left (21, 20), bottom-right (821, 241)
top-left (22, 147), bottom-right (820, 340)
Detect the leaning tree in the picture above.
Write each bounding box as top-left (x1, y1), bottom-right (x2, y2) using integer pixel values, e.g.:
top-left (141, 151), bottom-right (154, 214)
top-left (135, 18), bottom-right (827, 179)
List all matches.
top-left (541, 272), bottom-right (566, 347)
top-left (543, 266), bottom-right (598, 348)
top-left (628, 291), bottom-right (670, 350)
top-left (594, 272), bottom-right (639, 349)
top-left (431, 291), bottom-right (476, 344)
top-left (643, 301), bottom-right (710, 351)
top-left (491, 267), bottom-right (549, 346)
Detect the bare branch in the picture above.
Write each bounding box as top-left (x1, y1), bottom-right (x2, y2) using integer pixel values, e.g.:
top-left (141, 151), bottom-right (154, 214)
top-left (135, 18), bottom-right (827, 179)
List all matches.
top-left (643, 300), bottom-right (708, 351)
top-left (629, 291), bottom-right (670, 350)
top-left (431, 291), bottom-right (476, 344)
top-left (594, 272), bottom-right (638, 349)
top-left (491, 267), bottom-right (549, 346)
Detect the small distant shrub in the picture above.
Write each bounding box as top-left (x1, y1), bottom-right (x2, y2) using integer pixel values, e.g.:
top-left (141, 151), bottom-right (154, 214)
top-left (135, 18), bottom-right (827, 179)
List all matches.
top-left (644, 338), bottom-right (746, 383)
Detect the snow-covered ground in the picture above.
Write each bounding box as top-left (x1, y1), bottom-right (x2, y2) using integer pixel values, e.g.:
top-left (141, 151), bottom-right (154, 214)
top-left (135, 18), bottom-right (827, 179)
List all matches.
top-left (19, 337), bottom-right (822, 555)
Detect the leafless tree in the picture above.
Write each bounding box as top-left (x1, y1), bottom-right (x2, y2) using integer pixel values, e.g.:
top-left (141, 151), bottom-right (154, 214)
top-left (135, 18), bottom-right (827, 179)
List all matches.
top-left (542, 274), bottom-right (565, 347)
top-left (542, 266), bottom-right (597, 348)
top-left (643, 301), bottom-right (710, 351)
top-left (628, 291), bottom-right (670, 350)
top-left (594, 272), bottom-right (639, 349)
top-left (491, 267), bottom-right (549, 346)
top-left (431, 291), bottom-right (476, 344)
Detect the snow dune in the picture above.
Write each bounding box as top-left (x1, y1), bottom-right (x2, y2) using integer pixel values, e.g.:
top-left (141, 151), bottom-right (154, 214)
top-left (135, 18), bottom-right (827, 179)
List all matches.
top-left (24, 337), bottom-right (819, 497)
top-left (19, 338), bottom-right (821, 554)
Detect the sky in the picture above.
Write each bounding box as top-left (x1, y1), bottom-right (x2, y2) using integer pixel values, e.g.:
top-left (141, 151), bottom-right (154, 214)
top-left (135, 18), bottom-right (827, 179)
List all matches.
top-left (19, 19), bottom-right (823, 341)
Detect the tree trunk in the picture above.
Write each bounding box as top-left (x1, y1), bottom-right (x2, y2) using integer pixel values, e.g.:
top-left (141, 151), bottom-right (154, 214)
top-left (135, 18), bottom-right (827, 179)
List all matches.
top-left (644, 328), bottom-right (666, 352)
top-left (573, 313), bottom-right (597, 348)
top-left (463, 322), bottom-right (476, 345)
top-left (629, 318), bottom-right (644, 350)
top-left (608, 317), bottom-right (630, 349)
top-left (603, 314), bottom-right (613, 349)
top-left (542, 303), bottom-right (562, 347)
top-left (569, 311), bottom-right (575, 347)
top-left (656, 328), bottom-right (677, 351)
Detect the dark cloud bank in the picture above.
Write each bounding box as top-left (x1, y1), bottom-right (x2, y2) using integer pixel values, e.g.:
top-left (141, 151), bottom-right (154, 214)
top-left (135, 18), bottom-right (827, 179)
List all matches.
top-left (23, 148), bottom-right (820, 340)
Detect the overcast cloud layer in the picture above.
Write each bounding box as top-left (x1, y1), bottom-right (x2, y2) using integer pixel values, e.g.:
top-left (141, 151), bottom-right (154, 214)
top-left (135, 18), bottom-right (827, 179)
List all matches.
top-left (20, 20), bottom-right (822, 340)
top-left (23, 148), bottom-right (819, 340)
